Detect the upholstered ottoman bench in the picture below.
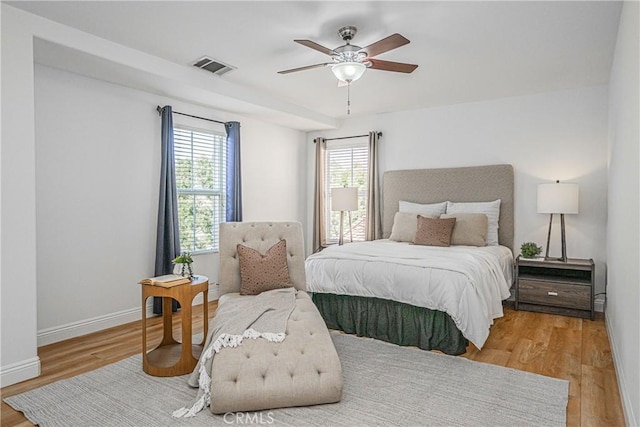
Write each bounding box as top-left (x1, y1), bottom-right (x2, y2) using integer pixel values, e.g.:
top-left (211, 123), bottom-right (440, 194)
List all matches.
top-left (210, 290), bottom-right (342, 413)
top-left (209, 222), bottom-right (343, 414)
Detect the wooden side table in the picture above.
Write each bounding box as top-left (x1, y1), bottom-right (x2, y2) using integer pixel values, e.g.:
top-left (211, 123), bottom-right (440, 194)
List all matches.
top-left (141, 275), bottom-right (209, 376)
top-left (515, 256), bottom-right (594, 320)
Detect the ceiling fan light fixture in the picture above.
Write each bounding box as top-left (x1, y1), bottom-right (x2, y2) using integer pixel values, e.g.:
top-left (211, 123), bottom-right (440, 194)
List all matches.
top-left (332, 61), bottom-right (366, 83)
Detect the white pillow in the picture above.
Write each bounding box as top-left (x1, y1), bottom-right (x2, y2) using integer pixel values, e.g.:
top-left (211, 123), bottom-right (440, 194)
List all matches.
top-left (399, 200), bottom-right (447, 217)
top-left (445, 200), bottom-right (501, 246)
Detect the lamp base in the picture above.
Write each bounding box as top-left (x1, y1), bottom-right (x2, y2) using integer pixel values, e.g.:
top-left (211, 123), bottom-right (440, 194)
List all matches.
top-left (544, 213), bottom-right (568, 263)
top-left (337, 210), bottom-right (354, 246)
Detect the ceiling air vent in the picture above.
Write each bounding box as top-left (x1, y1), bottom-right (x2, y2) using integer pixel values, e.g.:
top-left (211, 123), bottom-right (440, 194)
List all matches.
top-left (192, 56), bottom-right (236, 76)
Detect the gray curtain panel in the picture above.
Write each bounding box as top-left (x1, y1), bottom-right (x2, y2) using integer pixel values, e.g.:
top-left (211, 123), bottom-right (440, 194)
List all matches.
top-left (153, 105), bottom-right (181, 315)
top-left (225, 121), bottom-right (242, 222)
top-left (366, 131), bottom-right (382, 240)
top-left (312, 137), bottom-right (327, 252)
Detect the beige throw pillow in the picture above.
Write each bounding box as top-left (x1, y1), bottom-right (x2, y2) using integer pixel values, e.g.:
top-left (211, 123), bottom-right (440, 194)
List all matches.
top-left (390, 212), bottom-right (438, 242)
top-left (237, 239), bottom-right (293, 295)
top-left (413, 215), bottom-right (456, 247)
top-left (441, 213), bottom-right (488, 246)
top-left (445, 200), bottom-right (501, 246)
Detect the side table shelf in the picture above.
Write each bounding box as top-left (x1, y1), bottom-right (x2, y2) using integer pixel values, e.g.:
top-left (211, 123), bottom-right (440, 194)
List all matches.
top-left (515, 257), bottom-right (594, 320)
top-left (140, 275), bottom-right (209, 376)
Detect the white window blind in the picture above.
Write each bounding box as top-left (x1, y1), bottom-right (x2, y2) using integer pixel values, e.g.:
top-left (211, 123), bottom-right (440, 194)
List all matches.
top-left (174, 127), bottom-right (226, 252)
top-left (324, 143), bottom-right (369, 243)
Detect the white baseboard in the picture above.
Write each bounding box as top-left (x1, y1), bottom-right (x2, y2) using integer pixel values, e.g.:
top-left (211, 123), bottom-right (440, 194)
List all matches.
top-left (0, 356), bottom-right (41, 388)
top-left (605, 312), bottom-right (637, 427)
top-left (37, 283), bottom-right (219, 347)
top-left (37, 306), bottom-right (143, 347)
top-left (594, 295), bottom-right (605, 312)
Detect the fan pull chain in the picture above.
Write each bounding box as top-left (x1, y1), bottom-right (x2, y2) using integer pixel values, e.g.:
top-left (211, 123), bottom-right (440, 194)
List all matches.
top-left (347, 82), bottom-right (351, 115)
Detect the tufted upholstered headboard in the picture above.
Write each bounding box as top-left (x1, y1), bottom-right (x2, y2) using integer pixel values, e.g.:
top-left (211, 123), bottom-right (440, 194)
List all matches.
top-left (219, 221), bottom-right (306, 296)
top-left (382, 164), bottom-right (514, 251)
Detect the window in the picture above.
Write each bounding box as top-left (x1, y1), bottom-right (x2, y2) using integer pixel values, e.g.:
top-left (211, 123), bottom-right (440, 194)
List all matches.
top-left (174, 127), bottom-right (226, 252)
top-left (324, 142), bottom-right (369, 243)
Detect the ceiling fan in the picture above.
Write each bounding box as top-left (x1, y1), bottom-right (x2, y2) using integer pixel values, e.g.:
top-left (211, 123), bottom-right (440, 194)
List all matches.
top-left (278, 26), bottom-right (418, 83)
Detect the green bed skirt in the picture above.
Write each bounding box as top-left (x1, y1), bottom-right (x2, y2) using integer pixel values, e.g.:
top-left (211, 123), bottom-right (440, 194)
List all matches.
top-left (311, 293), bottom-right (469, 355)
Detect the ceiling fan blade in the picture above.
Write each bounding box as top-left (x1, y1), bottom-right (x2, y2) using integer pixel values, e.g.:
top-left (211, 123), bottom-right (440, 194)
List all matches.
top-left (294, 40), bottom-right (336, 56)
top-left (368, 59), bottom-right (418, 73)
top-left (361, 33), bottom-right (410, 58)
top-left (277, 63), bottom-right (330, 74)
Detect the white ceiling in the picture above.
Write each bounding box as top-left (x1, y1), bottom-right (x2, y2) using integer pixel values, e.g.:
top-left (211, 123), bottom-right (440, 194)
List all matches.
top-left (10, 1), bottom-right (622, 126)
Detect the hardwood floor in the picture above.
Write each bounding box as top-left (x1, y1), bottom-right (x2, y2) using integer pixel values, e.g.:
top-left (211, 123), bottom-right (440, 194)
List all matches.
top-left (1, 303), bottom-right (625, 427)
top-left (462, 306), bottom-right (624, 426)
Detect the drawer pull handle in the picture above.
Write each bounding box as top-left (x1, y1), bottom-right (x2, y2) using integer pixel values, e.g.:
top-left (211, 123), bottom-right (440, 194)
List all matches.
top-left (547, 291), bottom-right (558, 296)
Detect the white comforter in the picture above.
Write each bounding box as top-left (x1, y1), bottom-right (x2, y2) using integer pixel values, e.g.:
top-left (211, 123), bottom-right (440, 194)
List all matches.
top-left (305, 240), bottom-right (513, 349)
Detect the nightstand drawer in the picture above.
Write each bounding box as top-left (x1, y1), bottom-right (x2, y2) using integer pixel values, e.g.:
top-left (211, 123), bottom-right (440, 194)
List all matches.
top-left (518, 279), bottom-right (591, 310)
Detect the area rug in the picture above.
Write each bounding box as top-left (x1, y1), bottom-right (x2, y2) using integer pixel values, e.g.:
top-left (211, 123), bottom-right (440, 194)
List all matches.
top-left (4, 333), bottom-right (568, 426)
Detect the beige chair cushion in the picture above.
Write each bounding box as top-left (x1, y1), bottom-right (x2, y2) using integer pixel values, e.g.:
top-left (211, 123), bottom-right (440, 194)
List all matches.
top-left (210, 291), bottom-right (343, 414)
top-left (413, 215), bottom-right (456, 247)
top-left (219, 222), bottom-right (306, 295)
top-left (237, 239), bottom-right (292, 295)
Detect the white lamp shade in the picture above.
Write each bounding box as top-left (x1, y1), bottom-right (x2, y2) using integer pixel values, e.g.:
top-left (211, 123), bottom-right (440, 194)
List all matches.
top-left (331, 62), bottom-right (366, 82)
top-left (537, 182), bottom-right (579, 214)
top-left (331, 187), bottom-right (358, 211)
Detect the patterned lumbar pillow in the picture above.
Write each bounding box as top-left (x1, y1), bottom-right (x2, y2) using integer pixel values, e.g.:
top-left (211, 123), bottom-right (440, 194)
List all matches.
top-left (413, 215), bottom-right (456, 247)
top-left (237, 239), bottom-right (293, 295)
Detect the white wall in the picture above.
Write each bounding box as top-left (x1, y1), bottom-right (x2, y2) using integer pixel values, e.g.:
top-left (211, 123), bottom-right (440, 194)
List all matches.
top-left (0, 4), bottom-right (308, 386)
top-left (33, 64), bottom-right (305, 342)
top-left (606, 2), bottom-right (639, 425)
top-left (0, 7), bottom-right (41, 387)
top-left (308, 86), bottom-right (610, 296)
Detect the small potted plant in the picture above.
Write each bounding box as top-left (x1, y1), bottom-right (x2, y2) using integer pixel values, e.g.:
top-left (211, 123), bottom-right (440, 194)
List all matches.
top-left (520, 242), bottom-right (543, 259)
top-left (173, 252), bottom-right (194, 279)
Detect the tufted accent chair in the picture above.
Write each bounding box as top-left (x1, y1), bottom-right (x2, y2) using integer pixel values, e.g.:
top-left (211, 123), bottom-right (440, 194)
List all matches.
top-left (219, 221), bottom-right (306, 295)
top-left (211, 221), bottom-right (343, 414)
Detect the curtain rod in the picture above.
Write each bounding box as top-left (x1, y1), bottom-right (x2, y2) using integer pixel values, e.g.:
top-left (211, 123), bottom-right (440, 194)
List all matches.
top-left (156, 106), bottom-right (226, 125)
top-left (318, 132), bottom-right (383, 142)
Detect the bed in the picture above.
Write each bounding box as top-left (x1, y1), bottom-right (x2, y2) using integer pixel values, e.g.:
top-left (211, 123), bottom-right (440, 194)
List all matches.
top-left (306, 164), bottom-right (515, 355)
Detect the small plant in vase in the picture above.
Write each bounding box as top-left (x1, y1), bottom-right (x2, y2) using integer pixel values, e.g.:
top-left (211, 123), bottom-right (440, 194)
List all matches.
top-left (520, 242), bottom-right (543, 259)
top-left (172, 252), bottom-right (194, 279)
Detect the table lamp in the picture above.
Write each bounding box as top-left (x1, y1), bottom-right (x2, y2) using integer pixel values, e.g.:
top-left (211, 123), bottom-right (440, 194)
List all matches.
top-left (331, 187), bottom-right (358, 245)
top-left (537, 180), bottom-right (579, 262)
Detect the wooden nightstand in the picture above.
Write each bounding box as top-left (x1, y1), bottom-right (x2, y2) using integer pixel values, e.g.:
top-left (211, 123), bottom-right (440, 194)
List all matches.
top-left (515, 256), bottom-right (594, 320)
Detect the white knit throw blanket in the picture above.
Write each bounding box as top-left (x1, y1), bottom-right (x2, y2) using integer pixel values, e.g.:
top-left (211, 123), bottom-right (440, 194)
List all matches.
top-left (172, 287), bottom-right (297, 418)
